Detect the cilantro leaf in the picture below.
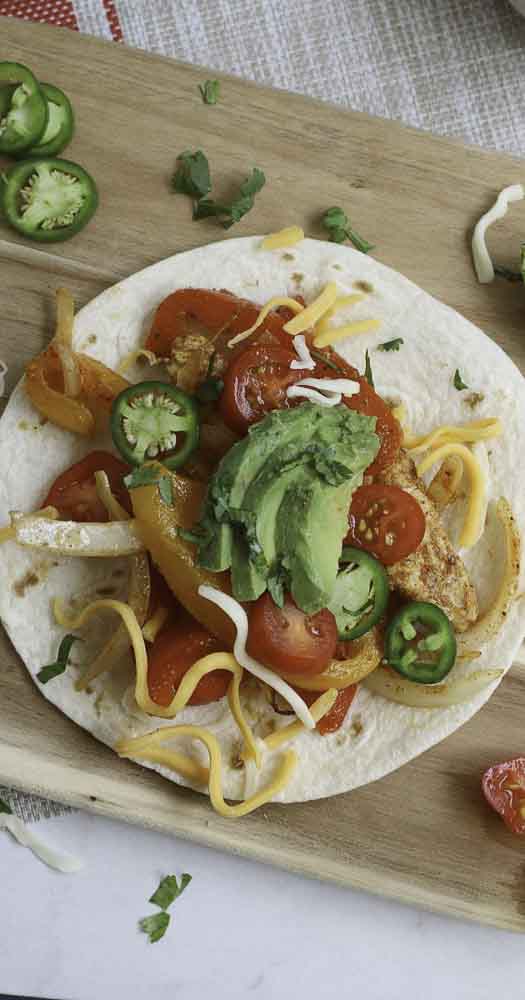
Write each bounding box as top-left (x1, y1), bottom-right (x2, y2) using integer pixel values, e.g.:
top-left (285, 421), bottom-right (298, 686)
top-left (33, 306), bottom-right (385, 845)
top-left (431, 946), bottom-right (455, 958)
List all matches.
top-left (364, 349), bottom-right (374, 388)
top-left (0, 797), bottom-right (12, 815)
top-left (37, 634), bottom-right (79, 684)
top-left (124, 466), bottom-right (164, 490)
top-left (172, 150), bottom-right (211, 199)
top-left (125, 466), bottom-right (173, 505)
top-left (195, 376), bottom-right (224, 403)
top-left (193, 168), bottom-right (266, 229)
top-left (199, 80), bottom-right (220, 105)
top-left (494, 264), bottom-right (523, 283)
top-left (158, 476), bottom-right (173, 506)
top-left (322, 206), bottom-right (375, 254)
top-left (453, 369), bottom-right (468, 391)
top-left (378, 337), bottom-right (404, 352)
top-left (310, 349), bottom-right (345, 374)
top-left (149, 873), bottom-right (192, 910)
top-left (139, 912), bottom-right (170, 943)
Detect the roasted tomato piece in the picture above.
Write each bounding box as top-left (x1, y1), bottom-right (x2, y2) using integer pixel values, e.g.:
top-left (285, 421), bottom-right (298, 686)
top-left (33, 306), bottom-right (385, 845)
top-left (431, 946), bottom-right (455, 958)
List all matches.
top-left (147, 622), bottom-right (230, 707)
top-left (43, 450), bottom-right (131, 522)
top-left (296, 684), bottom-right (358, 735)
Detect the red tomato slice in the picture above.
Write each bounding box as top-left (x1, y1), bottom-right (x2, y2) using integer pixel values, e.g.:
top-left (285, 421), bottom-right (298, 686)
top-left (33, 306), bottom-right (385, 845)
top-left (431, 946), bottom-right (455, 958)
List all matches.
top-left (147, 622), bottom-right (230, 707)
top-left (220, 345), bottom-right (301, 433)
top-left (246, 592), bottom-right (337, 676)
top-left (43, 451), bottom-right (132, 522)
top-left (310, 349), bottom-right (401, 475)
top-left (482, 758), bottom-right (525, 834)
top-left (145, 288), bottom-right (294, 366)
top-left (295, 684), bottom-right (357, 734)
top-left (346, 483), bottom-right (425, 565)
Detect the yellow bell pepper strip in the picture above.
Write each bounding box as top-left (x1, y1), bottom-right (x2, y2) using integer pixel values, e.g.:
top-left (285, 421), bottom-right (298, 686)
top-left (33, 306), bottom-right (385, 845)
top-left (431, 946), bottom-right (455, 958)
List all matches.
top-left (130, 464), bottom-right (235, 644)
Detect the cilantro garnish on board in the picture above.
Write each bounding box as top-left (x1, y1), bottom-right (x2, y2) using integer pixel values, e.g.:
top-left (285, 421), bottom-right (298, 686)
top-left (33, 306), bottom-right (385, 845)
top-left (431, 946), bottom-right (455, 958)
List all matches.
top-left (172, 150), bottom-right (265, 228)
top-left (198, 80), bottom-right (220, 105)
top-left (322, 206), bottom-right (375, 254)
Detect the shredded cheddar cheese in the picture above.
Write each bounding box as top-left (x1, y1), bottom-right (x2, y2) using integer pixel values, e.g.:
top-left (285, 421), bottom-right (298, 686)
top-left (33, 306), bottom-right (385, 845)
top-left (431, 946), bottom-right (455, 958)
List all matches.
top-left (261, 226), bottom-right (304, 250)
top-left (117, 726), bottom-right (297, 818)
top-left (116, 688), bottom-right (339, 817)
top-left (314, 293), bottom-right (365, 334)
top-left (227, 296), bottom-right (304, 348)
top-left (142, 605), bottom-right (169, 643)
top-left (406, 417), bottom-right (502, 453)
top-left (53, 596), bottom-right (260, 765)
top-left (94, 470), bottom-right (130, 521)
top-left (417, 443), bottom-right (486, 548)
top-left (313, 318), bottom-right (381, 348)
top-left (283, 282), bottom-right (338, 336)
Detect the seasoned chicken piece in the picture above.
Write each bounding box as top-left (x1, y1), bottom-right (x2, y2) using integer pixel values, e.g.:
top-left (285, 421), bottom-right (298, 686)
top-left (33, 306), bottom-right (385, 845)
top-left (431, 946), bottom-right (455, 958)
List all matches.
top-left (381, 449), bottom-right (478, 631)
top-left (166, 331), bottom-right (215, 393)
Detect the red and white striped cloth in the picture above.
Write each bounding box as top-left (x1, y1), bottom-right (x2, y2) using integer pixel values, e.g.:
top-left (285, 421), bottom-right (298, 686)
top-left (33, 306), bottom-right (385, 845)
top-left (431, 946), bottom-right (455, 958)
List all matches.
top-left (0, 0), bottom-right (122, 39)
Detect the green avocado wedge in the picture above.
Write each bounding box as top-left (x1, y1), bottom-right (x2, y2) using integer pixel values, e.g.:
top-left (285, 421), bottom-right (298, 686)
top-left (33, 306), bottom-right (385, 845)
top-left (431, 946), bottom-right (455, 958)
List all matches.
top-left (196, 402), bottom-right (379, 613)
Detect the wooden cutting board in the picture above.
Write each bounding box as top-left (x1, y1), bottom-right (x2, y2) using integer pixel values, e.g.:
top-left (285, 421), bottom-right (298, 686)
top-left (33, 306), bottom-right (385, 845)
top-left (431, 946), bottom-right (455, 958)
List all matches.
top-left (2, 17), bottom-right (525, 932)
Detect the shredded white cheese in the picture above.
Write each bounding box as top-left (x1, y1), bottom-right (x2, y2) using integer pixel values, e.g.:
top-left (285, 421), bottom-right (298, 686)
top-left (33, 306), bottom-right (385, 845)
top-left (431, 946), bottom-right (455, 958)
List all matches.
top-left (290, 335), bottom-right (316, 370)
top-left (198, 585), bottom-right (316, 729)
top-left (0, 360), bottom-right (7, 397)
top-left (472, 184), bottom-right (524, 283)
top-left (0, 814), bottom-right (83, 873)
top-left (286, 377), bottom-right (359, 407)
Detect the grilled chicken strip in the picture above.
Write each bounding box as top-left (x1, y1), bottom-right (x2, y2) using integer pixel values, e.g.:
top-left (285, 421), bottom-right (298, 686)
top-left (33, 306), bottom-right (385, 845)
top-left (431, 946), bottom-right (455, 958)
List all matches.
top-left (381, 449), bottom-right (478, 631)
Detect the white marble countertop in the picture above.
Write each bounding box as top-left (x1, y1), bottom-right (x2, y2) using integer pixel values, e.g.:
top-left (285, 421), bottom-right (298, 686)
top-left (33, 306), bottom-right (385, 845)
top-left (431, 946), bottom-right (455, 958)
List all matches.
top-left (2, 809), bottom-right (524, 1000)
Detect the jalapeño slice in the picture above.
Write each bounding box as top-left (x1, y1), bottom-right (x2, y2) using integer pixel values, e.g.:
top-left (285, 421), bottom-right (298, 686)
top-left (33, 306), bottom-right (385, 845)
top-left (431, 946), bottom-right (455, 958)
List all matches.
top-left (328, 546), bottom-right (389, 641)
top-left (22, 82), bottom-right (74, 158)
top-left (111, 381), bottom-right (200, 469)
top-left (385, 600), bottom-right (456, 684)
top-left (0, 62), bottom-right (48, 154)
top-left (2, 157), bottom-right (98, 242)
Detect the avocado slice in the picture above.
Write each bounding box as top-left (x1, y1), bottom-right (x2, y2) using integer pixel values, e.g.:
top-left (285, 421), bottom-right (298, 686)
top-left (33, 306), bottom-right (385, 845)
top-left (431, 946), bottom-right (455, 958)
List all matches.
top-left (278, 473), bottom-right (363, 614)
top-left (195, 402), bottom-right (380, 611)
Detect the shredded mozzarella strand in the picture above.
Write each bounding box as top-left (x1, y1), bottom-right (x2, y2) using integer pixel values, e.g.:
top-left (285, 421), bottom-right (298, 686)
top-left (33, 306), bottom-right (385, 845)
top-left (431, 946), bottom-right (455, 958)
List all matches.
top-left (290, 335), bottom-right (316, 370)
top-left (286, 376), bottom-right (359, 407)
top-left (0, 814), bottom-right (83, 872)
top-left (198, 585), bottom-right (316, 729)
top-left (472, 184), bottom-right (524, 283)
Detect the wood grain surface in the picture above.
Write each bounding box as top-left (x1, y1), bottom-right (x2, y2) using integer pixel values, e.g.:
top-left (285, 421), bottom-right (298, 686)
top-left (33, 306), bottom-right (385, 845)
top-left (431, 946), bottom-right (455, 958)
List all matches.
top-left (1, 17), bottom-right (525, 930)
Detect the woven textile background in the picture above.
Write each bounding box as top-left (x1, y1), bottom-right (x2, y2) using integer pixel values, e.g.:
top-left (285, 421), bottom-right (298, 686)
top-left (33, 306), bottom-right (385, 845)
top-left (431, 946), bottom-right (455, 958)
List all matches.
top-left (0, 0), bottom-right (524, 819)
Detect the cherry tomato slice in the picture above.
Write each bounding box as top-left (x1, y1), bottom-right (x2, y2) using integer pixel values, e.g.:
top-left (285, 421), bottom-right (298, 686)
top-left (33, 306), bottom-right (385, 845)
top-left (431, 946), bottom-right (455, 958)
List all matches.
top-left (295, 684), bottom-right (357, 734)
top-left (346, 483), bottom-right (425, 566)
top-left (147, 622), bottom-right (230, 707)
top-left (246, 592), bottom-right (337, 676)
top-left (43, 450), bottom-right (132, 522)
top-left (482, 758), bottom-right (525, 834)
top-left (220, 345), bottom-right (299, 433)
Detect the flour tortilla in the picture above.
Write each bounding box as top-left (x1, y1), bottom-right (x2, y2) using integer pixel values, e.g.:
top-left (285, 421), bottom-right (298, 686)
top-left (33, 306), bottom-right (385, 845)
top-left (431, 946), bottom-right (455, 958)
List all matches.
top-left (1, 236), bottom-right (525, 805)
